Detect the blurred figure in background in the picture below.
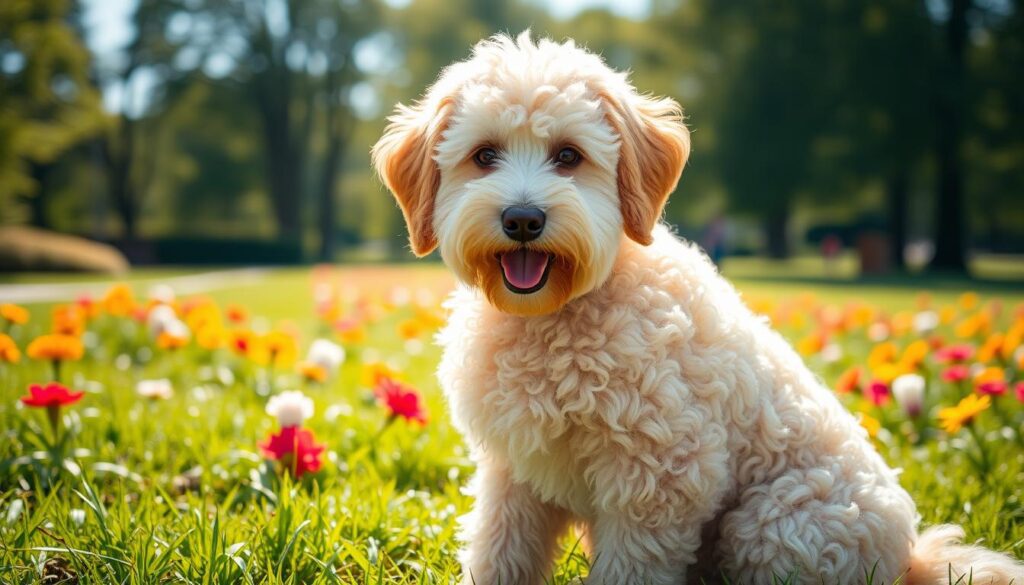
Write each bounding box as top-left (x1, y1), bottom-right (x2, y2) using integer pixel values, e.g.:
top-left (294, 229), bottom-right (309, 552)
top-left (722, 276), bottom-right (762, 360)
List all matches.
top-left (702, 212), bottom-right (728, 267)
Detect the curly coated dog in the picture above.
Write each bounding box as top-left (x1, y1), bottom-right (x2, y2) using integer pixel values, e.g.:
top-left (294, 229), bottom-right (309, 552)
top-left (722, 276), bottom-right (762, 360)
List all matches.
top-left (372, 32), bottom-right (1023, 585)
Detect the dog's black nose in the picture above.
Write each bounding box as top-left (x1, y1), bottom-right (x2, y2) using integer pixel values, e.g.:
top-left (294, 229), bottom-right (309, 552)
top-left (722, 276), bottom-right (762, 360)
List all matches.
top-left (501, 206), bottom-right (546, 242)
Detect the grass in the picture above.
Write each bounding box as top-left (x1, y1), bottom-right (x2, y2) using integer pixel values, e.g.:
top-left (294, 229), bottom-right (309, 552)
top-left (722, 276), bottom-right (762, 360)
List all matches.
top-left (1, 263), bottom-right (1022, 584)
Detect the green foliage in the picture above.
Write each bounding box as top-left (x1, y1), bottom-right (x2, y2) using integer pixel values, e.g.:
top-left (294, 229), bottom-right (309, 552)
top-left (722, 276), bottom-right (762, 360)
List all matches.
top-left (0, 268), bottom-right (1021, 583)
top-left (0, 0), bottom-right (105, 224)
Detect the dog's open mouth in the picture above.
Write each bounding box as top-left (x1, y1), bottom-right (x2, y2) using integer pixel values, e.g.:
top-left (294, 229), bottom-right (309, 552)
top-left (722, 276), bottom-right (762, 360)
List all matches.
top-left (498, 249), bottom-right (552, 294)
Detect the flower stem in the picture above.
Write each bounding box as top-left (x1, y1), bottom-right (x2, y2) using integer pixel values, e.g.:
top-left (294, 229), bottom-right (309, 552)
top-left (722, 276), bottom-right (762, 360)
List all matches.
top-left (965, 422), bottom-right (990, 476)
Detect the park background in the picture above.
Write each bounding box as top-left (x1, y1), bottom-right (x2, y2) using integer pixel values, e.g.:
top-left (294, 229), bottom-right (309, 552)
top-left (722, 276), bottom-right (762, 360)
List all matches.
top-left (1, 1), bottom-right (1024, 584)
top-left (2, 0), bottom-right (1023, 275)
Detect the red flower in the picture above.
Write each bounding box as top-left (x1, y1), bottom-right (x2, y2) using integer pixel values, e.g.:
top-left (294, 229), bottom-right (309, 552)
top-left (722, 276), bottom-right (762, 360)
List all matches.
top-left (20, 383), bottom-right (84, 408)
top-left (864, 379), bottom-right (890, 406)
top-left (259, 426), bottom-right (325, 478)
top-left (941, 365), bottom-right (970, 383)
top-left (375, 376), bottom-right (428, 424)
top-left (1015, 382), bottom-right (1024, 403)
top-left (935, 344), bottom-right (974, 363)
top-left (976, 380), bottom-right (1007, 396)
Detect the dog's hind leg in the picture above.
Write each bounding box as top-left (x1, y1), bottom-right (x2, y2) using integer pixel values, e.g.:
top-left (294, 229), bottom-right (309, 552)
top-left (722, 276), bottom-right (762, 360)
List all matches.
top-left (457, 456), bottom-right (571, 585)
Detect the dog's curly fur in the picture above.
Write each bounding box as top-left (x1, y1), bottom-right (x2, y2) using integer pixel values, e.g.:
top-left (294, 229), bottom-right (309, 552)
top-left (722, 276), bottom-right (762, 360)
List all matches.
top-left (373, 32), bottom-right (1023, 585)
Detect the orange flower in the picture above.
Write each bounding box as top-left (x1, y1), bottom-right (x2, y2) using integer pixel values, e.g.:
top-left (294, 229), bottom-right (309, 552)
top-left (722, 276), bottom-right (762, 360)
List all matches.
top-left (0, 333), bottom-right (21, 363)
top-left (973, 366), bottom-right (1004, 386)
top-left (958, 292), bottom-right (979, 311)
top-left (900, 340), bottom-right (930, 370)
top-left (938, 394), bottom-right (990, 434)
top-left (867, 342), bottom-right (898, 371)
top-left (1000, 322), bottom-right (1023, 360)
top-left (226, 304), bottom-right (249, 324)
top-left (835, 366), bottom-right (861, 393)
top-left (976, 333), bottom-right (1004, 364)
top-left (297, 361), bottom-right (328, 383)
top-left (0, 303), bottom-right (29, 325)
top-left (397, 319), bottom-right (424, 341)
top-left (102, 284), bottom-right (136, 317)
top-left (195, 325), bottom-right (227, 350)
top-left (52, 304), bottom-right (85, 337)
top-left (157, 331), bottom-right (189, 350)
top-left (334, 318), bottom-right (366, 345)
top-left (27, 334), bottom-right (84, 361)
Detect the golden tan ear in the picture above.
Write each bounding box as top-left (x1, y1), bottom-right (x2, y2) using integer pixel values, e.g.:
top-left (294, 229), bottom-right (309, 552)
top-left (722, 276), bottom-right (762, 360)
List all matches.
top-left (371, 97), bottom-right (454, 257)
top-left (602, 92), bottom-right (691, 245)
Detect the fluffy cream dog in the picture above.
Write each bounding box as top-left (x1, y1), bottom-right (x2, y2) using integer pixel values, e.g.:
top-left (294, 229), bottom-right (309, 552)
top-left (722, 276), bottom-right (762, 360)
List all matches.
top-left (373, 32), bottom-right (1023, 585)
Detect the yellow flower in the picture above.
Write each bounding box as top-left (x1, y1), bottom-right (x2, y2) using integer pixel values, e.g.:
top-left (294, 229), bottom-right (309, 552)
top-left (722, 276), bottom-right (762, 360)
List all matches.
top-left (195, 325), bottom-right (227, 350)
top-left (958, 292), bottom-right (979, 311)
top-left (0, 333), bottom-right (21, 363)
top-left (868, 342), bottom-right (898, 371)
top-left (938, 394), bottom-right (990, 434)
top-left (891, 312), bottom-right (914, 337)
top-left (859, 413), bottom-right (881, 438)
top-left (298, 361), bottom-right (328, 383)
top-left (102, 284), bottom-right (136, 317)
top-left (0, 303), bottom-right (29, 325)
top-left (361, 362), bottom-right (401, 387)
top-left (873, 362), bottom-right (909, 385)
top-left (27, 334), bottom-right (84, 361)
top-left (900, 340), bottom-right (930, 369)
top-left (973, 366), bottom-right (1004, 385)
top-left (797, 332), bottom-right (825, 357)
top-left (264, 331), bottom-right (298, 367)
top-left (1000, 322), bottom-right (1023, 360)
top-left (939, 305), bottom-right (958, 325)
top-left (397, 319), bottom-right (424, 341)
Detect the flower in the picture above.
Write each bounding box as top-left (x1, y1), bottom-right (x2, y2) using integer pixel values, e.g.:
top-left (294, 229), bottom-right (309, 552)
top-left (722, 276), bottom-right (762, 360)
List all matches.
top-left (148, 284), bottom-right (176, 305)
top-left (259, 426), bottom-right (325, 478)
top-left (305, 339), bottom-right (345, 372)
top-left (900, 340), bottom-right (930, 369)
top-left (374, 376), bottom-right (428, 424)
top-left (52, 305), bottom-right (85, 336)
top-left (20, 382), bottom-right (84, 408)
top-left (265, 390), bottom-right (314, 428)
top-left (226, 304), bottom-right (249, 324)
top-left (864, 379), bottom-right (890, 406)
top-left (976, 333), bottom-right (1004, 363)
top-left (858, 413), bottom-right (881, 438)
top-left (976, 380), bottom-right (1007, 396)
top-left (0, 333), bottom-right (21, 363)
top-left (0, 303), bottom-right (29, 325)
top-left (835, 366), bottom-right (861, 393)
top-left (797, 332), bottom-right (826, 357)
top-left (147, 305), bottom-right (179, 337)
top-left (334, 318), bottom-right (366, 344)
top-left (102, 284), bottom-right (136, 317)
top-left (297, 361), bottom-right (328, 383)
top-left (136, 379), bottom-right (174, 400)
top-left (913, 311), bottom-right (939, 334)
top-left (361, 362), bottom-right (402, 387)
top-left (935, 344), bottom-right (974, 363)
top-left (1015, 382), bottom-right (1024, 403)
top-left (941, 365), bottom-right (970, 383)
top-left (27, 334), bottom-right (84, 361)
top-left (156, 320), bottom-right (190, 350)
top-left (264, 331), bottom-right (298, 367)
top-left (892, 374), bottom-right (925, 417)
top-left (937, 394), bottom-right (990, 434)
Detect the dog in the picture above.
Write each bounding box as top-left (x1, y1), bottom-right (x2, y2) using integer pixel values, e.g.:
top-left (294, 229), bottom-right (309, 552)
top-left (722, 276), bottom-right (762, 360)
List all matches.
top-left (372, 32), bottom-right (1023, 585)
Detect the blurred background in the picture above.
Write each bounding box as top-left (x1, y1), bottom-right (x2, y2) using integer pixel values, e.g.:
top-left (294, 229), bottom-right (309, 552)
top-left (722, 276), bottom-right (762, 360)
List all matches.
top-left (1, 0), bottom-right (1022, 279)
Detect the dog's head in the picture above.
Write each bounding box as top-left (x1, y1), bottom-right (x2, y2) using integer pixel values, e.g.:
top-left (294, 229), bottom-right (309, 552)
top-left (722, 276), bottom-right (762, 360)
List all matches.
top-left (373, 32), bottom-right (690, 316)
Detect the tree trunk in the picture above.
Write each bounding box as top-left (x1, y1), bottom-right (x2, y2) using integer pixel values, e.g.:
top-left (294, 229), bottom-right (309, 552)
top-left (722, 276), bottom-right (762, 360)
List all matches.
top-left (29, 162), bottom-right (53, 229)
top-left (763, 207), bottom-right (790, 259)
top-left (256, 68), bottom-right (302, 242)
top-left (929, 0), bottom-right (970, 273)
top-left (886, 171), bottom-right (908, 271)
top-left (102, 117), bottom-right (138, 241)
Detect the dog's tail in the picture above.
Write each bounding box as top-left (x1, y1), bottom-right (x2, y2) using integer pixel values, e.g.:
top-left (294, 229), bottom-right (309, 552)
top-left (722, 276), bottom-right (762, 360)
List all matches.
top-left (905, 525), bottom-right (1023, 585)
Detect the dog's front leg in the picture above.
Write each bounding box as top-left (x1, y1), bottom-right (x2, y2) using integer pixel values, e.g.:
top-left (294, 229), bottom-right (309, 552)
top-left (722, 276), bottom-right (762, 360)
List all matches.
top-left (458, 456), bottom-right (570, 585)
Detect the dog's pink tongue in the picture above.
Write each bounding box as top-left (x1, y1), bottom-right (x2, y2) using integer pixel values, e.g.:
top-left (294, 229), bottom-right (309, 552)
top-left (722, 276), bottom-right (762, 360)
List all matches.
top-left (500, 249), bottom-right (549, 290)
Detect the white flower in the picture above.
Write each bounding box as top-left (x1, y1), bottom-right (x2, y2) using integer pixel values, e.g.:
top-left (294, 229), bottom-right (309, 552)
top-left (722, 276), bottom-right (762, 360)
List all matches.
top-left (306, 339), bottom-right (345, 373)
top-left (868, 322), bottom-right (890, 342)
top-left (266, 390), bottom-right (314, 428)
top-left (913, 311), bottom-right (940, 334)
top-left (821, 343), bottom-right (843, 364)
top-left (162, 318), bottom-right (191, 341)
top-left (136, 378), bottom-right (174, 400)
top-left (147, 305), bottom-right (178, 336)
top-left (148, 284), bottom-right (176, 305)
top-left (892, 373), bottom-right (925, 417)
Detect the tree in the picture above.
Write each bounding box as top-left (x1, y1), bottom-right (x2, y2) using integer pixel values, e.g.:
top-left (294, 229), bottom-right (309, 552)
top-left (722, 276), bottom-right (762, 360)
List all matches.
top-left (0, 0), bottom-right (104, 226)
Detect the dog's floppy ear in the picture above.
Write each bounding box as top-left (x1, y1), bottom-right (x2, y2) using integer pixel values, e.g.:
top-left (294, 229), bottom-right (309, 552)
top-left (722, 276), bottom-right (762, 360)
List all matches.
top-left (372, 96), bottom-right (455, 257)
top-left (601, 91), bottom-right (691, 245)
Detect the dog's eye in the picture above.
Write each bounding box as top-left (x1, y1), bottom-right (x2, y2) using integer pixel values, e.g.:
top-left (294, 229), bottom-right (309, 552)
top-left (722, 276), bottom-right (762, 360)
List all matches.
top-left (555, 147), bottom-right (582, 168)
top-left (473, 147), bottom-right (499, 167)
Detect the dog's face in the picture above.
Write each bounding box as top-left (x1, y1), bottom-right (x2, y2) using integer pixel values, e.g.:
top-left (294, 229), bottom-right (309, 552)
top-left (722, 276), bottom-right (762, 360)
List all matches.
top-left (373, 33), bottom-right (690, 316)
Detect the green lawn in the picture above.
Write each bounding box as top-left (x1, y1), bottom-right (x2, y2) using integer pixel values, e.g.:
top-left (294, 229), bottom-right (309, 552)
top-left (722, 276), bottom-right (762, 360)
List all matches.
top-left (0, 265), bottom-right (1022, 584)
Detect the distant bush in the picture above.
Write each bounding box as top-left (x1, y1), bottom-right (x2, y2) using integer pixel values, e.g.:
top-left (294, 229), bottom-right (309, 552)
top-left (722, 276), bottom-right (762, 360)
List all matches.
top-left (0, 227), bottom-right (129, 273)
